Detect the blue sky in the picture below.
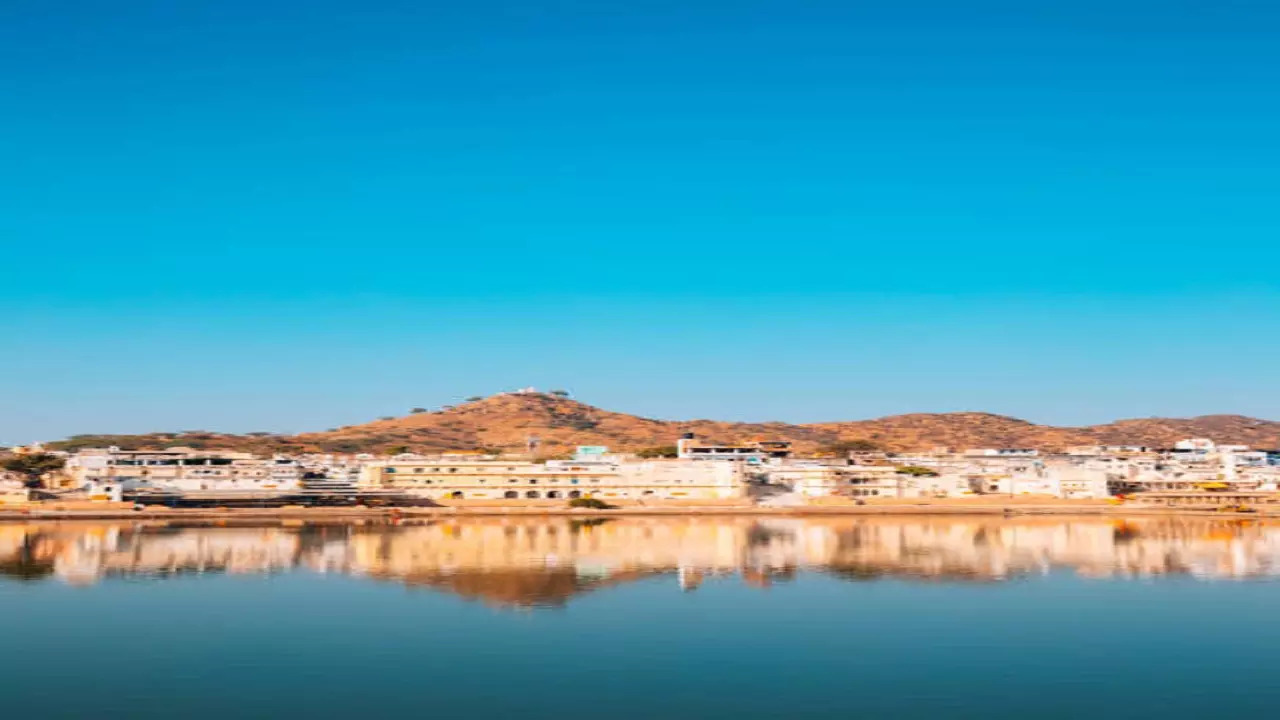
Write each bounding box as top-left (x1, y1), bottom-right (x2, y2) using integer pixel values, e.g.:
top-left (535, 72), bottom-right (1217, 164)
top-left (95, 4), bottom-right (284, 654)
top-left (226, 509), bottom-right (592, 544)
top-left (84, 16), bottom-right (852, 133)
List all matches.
top-left (2, 1), bottom-right (1278, 442)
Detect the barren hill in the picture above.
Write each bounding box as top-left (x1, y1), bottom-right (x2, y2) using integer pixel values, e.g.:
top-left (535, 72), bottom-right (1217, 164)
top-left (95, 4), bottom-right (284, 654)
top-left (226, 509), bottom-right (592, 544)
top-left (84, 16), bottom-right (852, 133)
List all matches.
top-left (45, 392), bottom-right (1280, 455)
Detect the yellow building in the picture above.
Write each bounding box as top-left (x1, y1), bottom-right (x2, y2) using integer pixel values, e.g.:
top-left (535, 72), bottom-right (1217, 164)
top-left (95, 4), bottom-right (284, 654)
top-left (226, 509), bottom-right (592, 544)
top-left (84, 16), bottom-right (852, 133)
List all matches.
top-left (359, 457), bottom-right (746, 501)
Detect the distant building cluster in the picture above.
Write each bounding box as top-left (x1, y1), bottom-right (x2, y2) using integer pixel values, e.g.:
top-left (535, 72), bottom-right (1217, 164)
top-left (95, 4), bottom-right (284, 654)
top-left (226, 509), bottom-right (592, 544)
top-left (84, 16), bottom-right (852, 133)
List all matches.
top-left (2, 432), bottom-right (1277, 508)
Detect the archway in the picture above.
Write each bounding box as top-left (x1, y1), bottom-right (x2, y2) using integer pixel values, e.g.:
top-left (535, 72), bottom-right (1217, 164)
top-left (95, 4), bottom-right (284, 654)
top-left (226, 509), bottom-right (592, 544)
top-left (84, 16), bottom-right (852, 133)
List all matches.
top-left (450, 491), bottom-right (463, 499)
top-left (525, 491), bottom-right (540, 499)
top-left (568, 490), bottom-right (581, 499)
top-left (504, 491), bottom-right (518, 499)
top-left (546, 491), bottom-right (560, 499)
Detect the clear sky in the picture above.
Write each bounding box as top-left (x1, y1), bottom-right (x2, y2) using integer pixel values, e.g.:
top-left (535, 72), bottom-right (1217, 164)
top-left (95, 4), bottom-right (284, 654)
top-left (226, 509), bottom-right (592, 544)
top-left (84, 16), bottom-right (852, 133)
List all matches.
top-left (3, 1), bottom-right (1279, 443)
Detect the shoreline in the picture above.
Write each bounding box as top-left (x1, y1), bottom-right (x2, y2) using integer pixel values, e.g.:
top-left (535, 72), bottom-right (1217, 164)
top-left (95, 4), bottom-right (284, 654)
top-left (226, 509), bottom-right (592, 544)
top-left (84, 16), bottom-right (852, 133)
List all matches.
top-left (1, 502), bottom-right (1274, 521)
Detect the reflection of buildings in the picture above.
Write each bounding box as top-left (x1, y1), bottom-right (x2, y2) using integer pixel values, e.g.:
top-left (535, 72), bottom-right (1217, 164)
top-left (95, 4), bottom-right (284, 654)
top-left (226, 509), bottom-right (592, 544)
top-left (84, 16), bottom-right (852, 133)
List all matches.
top-left (8, 517), bottom-right (1280, 604)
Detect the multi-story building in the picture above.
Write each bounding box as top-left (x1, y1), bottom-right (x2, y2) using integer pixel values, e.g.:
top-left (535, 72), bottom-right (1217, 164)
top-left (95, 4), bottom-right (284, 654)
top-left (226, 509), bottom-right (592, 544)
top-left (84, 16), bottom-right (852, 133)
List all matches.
top-left (360, 451), bottom-right (747, 501)
top-left (65, 447), bottom-right (302, 492)
top-left (767, 463), bottom-right (905, 498)
top-left (675, 434), bottom-right (791, 462)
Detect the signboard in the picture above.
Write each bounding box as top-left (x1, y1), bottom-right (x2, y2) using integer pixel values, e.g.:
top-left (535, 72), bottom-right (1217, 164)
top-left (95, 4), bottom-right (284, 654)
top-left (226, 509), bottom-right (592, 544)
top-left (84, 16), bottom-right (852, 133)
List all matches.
top-left (576, 446), bottom-right (609, 456)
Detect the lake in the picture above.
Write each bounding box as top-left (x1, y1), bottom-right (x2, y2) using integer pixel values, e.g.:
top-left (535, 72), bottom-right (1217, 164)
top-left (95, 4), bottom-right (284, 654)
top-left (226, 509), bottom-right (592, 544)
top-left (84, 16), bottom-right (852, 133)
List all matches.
top-left (4, 515), bottom-right (1280, 718)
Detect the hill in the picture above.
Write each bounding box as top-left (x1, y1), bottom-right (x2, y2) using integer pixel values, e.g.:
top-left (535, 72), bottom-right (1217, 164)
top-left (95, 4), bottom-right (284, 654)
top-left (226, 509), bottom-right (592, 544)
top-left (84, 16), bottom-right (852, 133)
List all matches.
top-left (43, 392), bottom-right (1280, 455)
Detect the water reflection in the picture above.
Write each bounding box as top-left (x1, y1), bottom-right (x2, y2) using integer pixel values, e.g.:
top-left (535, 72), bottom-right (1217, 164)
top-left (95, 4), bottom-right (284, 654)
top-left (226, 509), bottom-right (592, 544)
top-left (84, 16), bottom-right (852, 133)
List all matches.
top-left (3, 516), bottom-right (1280, 605)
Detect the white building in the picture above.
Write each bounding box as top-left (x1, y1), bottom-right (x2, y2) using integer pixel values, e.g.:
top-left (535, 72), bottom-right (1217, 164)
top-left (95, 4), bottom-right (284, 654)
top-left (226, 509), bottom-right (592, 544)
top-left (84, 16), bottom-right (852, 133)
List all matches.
top-left (65, 447), bottom-right (301, 492)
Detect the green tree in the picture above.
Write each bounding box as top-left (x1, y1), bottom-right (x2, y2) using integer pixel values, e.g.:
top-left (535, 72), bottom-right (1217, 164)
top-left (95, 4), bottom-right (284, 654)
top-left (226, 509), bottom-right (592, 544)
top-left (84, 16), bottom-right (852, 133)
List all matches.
top-left (549, 389), bottom-right (570, 397)
top-left (818, 439), bottom-right (882, 456)
top-left (409, 407), bottom-right (427, 414)
top-left (636, 445), bottom-right (679, 459)
top-left (2, 453), bottom-right (66, 488)
top-left (896, 465), bottom-right (939, 477)
top-left (386, 445), bottom-right (410, 455)
top-left (465, 396), bottom-right (483, 402)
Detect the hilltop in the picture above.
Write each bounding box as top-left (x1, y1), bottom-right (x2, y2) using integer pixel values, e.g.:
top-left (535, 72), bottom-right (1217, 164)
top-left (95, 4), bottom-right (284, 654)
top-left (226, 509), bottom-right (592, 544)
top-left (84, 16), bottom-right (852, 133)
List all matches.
top-left (43, 391), bottom-right (1280, 455)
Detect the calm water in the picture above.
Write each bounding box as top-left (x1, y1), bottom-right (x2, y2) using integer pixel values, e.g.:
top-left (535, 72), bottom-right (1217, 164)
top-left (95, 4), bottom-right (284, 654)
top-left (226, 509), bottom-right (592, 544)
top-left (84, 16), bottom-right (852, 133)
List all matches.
top-left (5, 515), bottom-right (1280, 718)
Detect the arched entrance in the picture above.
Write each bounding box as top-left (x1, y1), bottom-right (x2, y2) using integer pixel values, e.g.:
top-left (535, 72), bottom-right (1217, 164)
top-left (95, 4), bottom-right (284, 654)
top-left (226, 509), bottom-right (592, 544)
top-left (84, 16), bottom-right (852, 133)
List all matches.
top-left (450, 491), bottom-right (463, 499)
top-left (504, 491), bottom-right (518, 499)
top-left (525, 491), bottom-right (540, 499)
top-left (546, 491), bottom-right (560, 499)
top-left (568, 490), bottom-right (581, 499)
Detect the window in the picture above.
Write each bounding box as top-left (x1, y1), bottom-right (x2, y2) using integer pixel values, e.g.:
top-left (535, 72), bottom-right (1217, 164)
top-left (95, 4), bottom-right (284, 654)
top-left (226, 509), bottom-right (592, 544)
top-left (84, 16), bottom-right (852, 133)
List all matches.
top-left (414, 468), bottom-right (423, 473)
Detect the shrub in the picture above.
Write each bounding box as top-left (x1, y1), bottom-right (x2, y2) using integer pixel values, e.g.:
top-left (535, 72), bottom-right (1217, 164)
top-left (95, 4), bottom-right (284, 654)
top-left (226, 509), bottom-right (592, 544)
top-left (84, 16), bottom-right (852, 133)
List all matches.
top-left (819, 439), bottom-right (882, 455)
top-left (568, 497), bottom-right (613, 510)
top-left (409, 407), bottom-right (427, 414)
top-left (636, 445), bottom-right (678, 459)
top-left (2, 453), bottom-right (66, 487)
top-left (896, 465), bottom-right (939, 477)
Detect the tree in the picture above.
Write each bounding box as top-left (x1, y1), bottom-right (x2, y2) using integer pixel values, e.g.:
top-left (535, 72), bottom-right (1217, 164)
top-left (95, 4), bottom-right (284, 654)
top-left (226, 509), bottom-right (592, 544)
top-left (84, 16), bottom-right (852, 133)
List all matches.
top-left (636, 445), bottom-right (679, 459)
top-left (465, 396), bottom-right (483, 402)
top-left (409, 407), bottom-right (427, 414)
top-left (379, 416), bottom-right (395, 421)
top-left (386, 445), bottom-right (410, 455)
top-left (818, 439), bottom-right (882, 456)
top-left (2, 453), bottom-right (66, 488)
top-left (896, 465), bottom-right (939, 477)
top-left (549, 389), bottom-right (570, 398)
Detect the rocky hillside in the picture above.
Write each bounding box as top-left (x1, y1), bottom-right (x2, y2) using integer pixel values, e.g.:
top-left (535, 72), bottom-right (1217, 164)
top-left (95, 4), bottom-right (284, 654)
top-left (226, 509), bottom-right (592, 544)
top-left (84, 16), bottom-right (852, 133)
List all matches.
top-left (44, 392), bottom-right (1280, 454)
